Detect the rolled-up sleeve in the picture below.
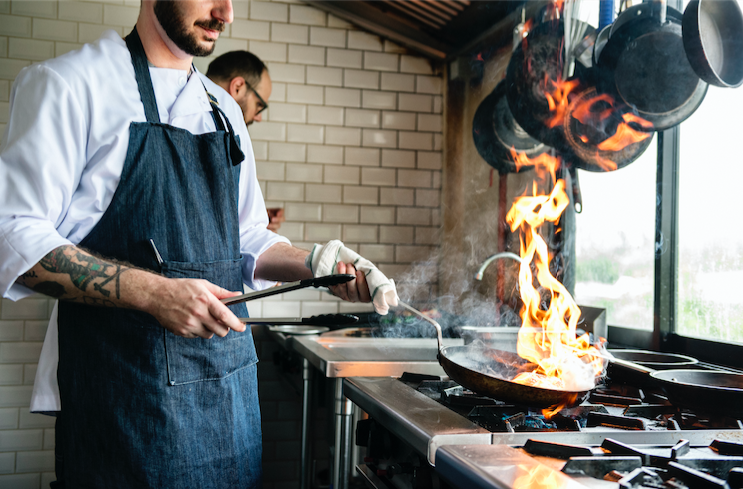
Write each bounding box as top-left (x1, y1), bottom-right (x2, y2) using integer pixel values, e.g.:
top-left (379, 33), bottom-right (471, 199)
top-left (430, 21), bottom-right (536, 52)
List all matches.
top-left (0, 65), bottom-right (85, 300)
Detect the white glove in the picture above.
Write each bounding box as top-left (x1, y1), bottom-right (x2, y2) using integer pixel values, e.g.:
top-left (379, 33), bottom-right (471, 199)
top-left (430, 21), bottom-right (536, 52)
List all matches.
top-left (306, 240), bottom-right (399, 315)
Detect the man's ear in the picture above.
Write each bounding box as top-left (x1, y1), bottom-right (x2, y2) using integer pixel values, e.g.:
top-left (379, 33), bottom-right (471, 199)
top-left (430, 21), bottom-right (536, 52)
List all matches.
top-left (228, 76), bottom-right (244, 98)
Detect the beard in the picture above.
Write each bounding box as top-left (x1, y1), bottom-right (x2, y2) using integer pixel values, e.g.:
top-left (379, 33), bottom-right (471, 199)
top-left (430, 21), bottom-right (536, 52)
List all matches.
top-left (154, 1), bottom-right (224, 57)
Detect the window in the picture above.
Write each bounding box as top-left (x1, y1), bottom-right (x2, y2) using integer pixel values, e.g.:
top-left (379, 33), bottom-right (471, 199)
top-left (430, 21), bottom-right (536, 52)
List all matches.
top-left (677, 84), bottom-right (743, 344)
top-left (573, 139), bottom-right (657, 330)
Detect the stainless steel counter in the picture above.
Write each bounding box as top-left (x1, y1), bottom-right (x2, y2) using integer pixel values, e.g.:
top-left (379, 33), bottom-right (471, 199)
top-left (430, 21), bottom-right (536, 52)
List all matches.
top-left (291, 333), bottom-right (462, 378)
top-left (343, 376), bottom-right (491, 464)
top-left (267, 328), bottom-right (464, 489)
top-left (435, 445), bottom-right (589, 489)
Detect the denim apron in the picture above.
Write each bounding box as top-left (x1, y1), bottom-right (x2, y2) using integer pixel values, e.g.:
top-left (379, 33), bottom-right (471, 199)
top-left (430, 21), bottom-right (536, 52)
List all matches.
top-left (56, 28), bottom-right (262, 488)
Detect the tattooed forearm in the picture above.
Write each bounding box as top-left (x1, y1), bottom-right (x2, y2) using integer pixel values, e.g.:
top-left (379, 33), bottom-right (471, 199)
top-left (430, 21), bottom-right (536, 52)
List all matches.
top-left (33, 281), bottom-right (66, 298)
top-left (16, 245), bottom-right (132, 305)
top-left (20, 270), bottom-right (38, 279)
top-left (38, 247), bottom-right (127, 299)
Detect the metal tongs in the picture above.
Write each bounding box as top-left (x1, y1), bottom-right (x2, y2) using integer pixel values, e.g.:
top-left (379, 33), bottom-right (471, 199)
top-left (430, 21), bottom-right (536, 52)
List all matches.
top-left (221, 274), bottom-right (359, 326)
top-left (237, 314), bottom-right (359, 326)
top-left (221, 274), bottom-right (355, 306)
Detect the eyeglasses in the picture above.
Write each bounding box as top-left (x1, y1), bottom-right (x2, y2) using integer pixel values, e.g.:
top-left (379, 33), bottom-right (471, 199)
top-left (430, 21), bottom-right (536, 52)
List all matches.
top-left (244, 78), bottom-right (268, 115)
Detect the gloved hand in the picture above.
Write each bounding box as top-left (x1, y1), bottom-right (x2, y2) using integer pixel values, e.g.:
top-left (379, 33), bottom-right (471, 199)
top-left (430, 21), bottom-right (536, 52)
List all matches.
top-left (306, 240), bottom-right (399, 315)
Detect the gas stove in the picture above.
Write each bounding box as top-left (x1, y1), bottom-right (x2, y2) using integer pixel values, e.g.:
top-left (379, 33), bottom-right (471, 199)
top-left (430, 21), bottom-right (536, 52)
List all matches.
top-left (345, 372), bottom-right (743, 489)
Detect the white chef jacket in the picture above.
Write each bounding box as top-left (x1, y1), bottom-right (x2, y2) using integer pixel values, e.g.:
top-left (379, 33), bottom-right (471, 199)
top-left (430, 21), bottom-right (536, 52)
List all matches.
top-left (0, 30), bottom-right (289, 412)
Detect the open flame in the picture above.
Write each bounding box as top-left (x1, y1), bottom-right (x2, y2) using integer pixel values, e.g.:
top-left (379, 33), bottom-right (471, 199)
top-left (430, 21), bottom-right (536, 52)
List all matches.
top-left (505, 154), bottom-right (605, 416)
top-left (497, 1), bottom-right (656, 416)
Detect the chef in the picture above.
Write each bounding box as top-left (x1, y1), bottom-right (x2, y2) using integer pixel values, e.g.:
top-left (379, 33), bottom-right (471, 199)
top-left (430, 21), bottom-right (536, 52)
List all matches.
top-left (206, 50), bottom-right (285, 231)
top-left (0, 1), bottom-right (395, 487)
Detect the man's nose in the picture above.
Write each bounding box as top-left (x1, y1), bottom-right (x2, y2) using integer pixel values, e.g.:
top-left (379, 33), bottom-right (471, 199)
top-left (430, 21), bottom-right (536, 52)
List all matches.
top-left (254, 113), bottom-right (263, 123)
top-left (212, 0), bottom-right (234, 24)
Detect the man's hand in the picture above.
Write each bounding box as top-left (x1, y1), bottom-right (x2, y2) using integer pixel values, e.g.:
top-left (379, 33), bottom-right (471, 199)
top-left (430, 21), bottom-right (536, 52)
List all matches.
top-left (329, 262), bottom-right (371, 303)
top-left (267, 208), bottom-right (284, 232)
top-left (147, 278), bottom-right (246, 339)
top-left (17, 245), bottom-right (247, 339)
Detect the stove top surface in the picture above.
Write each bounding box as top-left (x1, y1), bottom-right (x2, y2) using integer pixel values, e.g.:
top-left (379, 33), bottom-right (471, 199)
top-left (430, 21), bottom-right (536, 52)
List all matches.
top-left (345, 372), bottom-right (743, 489)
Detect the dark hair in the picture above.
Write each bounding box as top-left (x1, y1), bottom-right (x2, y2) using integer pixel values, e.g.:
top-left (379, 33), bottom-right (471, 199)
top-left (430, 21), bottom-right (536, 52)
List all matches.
top-left (206, 51), bottom-right (267, 88)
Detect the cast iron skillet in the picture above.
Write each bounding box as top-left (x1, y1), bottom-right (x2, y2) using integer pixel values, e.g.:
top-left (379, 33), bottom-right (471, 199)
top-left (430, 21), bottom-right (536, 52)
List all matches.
top-left (472, 80), bottom-right (547, 174)
top-left (400, 303), bottom-right (591, 408)
top-left (505, 18), bottom-right (596, 150)
top-left (652, 369), bottom-right (743, 418)
top-left (608, 355), bottom-right (743, 417)
top-left (563, 86), bottom-right (655, 172)
top-left (596, 2), bottom-right (708, 132)
top-left (439, 343), bottom-right (591, 408)
top-left (682, 0), bottom-right (743, 88)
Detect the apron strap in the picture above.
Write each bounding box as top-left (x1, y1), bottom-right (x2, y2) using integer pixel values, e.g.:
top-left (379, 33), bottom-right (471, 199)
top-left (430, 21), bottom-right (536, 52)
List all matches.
top-left (203, 83), bottom-right (245, 167)
top-left (124, 27), bottom-right (161, 124)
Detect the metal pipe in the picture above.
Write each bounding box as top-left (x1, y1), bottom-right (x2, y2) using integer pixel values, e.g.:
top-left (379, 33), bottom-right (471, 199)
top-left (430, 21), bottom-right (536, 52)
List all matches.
top-left (339, 396), bottom-right (354, 489)
top-left (474, 252), bottom-right (523, 281)
top-left (300, 358), bottom-right (312, 489)
top-left (332, 378), bottom-right (344, 489)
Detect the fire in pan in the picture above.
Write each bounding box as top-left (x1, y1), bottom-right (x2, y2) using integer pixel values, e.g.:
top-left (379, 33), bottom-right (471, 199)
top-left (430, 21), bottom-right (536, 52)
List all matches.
top-left (399, 302), bottom-right (592, 410)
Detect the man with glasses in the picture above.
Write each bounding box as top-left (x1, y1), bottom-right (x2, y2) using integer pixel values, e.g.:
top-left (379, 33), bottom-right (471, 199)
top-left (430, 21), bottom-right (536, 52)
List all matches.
top-left (207, 51), bottom-right (270, 126)
top-left (207, 51), bottom-right (283, 231)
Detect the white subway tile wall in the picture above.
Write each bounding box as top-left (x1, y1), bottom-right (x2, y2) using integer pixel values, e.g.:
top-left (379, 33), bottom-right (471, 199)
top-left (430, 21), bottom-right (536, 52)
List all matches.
top-left (0, 1), bottom-right (443, 487)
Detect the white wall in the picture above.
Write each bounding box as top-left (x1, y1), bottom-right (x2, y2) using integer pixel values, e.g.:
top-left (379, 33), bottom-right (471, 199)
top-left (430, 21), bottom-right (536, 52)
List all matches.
top-left (0, 0), bottom-right (444, 486)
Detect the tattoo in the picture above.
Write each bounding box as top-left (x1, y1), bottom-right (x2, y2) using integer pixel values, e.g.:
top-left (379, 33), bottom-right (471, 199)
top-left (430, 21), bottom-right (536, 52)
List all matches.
top-left (82, 296), bottom-right (116, 307)
top-left (33, 281), bottom-right (66, 298)
top-left (38, 247), bottom-right (127, 299)
top-left (20, 270), bottom-right (38, 279)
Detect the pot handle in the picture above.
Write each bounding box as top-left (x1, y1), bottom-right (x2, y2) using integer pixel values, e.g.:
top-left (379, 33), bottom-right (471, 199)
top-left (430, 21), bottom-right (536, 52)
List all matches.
top-left (569, 165), bottom-right (583, 214)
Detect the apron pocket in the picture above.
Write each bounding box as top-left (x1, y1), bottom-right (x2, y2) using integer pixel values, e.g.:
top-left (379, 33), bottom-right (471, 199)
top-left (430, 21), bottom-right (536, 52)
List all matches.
top-left (161, 258), bottom-right (258, 385)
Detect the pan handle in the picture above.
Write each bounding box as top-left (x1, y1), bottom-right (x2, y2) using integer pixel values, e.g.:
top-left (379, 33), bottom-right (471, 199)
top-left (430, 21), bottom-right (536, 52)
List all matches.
top-left (610, 357), bottom-right (656, 375)
top-left (398, 301), bottom-right (444, 351)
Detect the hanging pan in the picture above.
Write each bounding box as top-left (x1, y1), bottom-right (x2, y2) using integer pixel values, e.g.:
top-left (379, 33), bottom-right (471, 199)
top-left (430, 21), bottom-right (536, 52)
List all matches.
top-left (505, 18), bottom-right (596, 151)
top-left (563, 87), bottom-right (655, 172)
top-left (596, 1), bottom-right (708, 131)
top-left (682, 0), bottom-right (743, 88)
top-left (473, 80), bottom-right (547, 174)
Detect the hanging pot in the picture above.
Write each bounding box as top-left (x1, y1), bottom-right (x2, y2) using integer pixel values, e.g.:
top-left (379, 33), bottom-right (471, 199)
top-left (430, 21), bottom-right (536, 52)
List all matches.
top-left (472, 80), bottom-right (547, 174)
top-left (505, 18), bottom-right (596, 150)
top-left (682, 0), bottom-right (743, 88)
top-left (563, 86), bottom-right (655, 172)
top-left (596, 1), bottom-right (708, 131)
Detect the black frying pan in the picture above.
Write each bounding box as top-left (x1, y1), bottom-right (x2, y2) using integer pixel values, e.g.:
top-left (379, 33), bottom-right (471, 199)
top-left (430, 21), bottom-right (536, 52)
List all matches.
top-left (683, 0), bottom-right (743, 88)
top-left (400, 303), bottom-right (590, 409)
top-left (505, 18), bottom-right (596, 150)
top-left (596, 2), bottom-right (708, 131)
top-left (439, 344), bottom-right (590, 408)
top-left (608, 354), bottom-right (743, 417)
top-left (607, 349), bottom-right (698, 387)
top-left (472, 80), bottom-right (547, 174)
top-left (651, 369), bottom-right (743, 418)
top-left (563, 86), bottom-right (655, 172)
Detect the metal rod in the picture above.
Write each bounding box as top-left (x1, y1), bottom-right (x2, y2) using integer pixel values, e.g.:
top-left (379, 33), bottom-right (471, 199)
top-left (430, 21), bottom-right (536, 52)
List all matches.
top-left (339, 396), bottom-right (354, 489)
top-left (300, 358), bottom-right (312, 489)
top-left (332, 378), bottom-right (344, 489)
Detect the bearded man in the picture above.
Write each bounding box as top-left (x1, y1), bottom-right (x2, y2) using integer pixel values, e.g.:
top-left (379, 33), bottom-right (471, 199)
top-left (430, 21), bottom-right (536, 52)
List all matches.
top-left (0, 1), bottom-right (394, 487)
